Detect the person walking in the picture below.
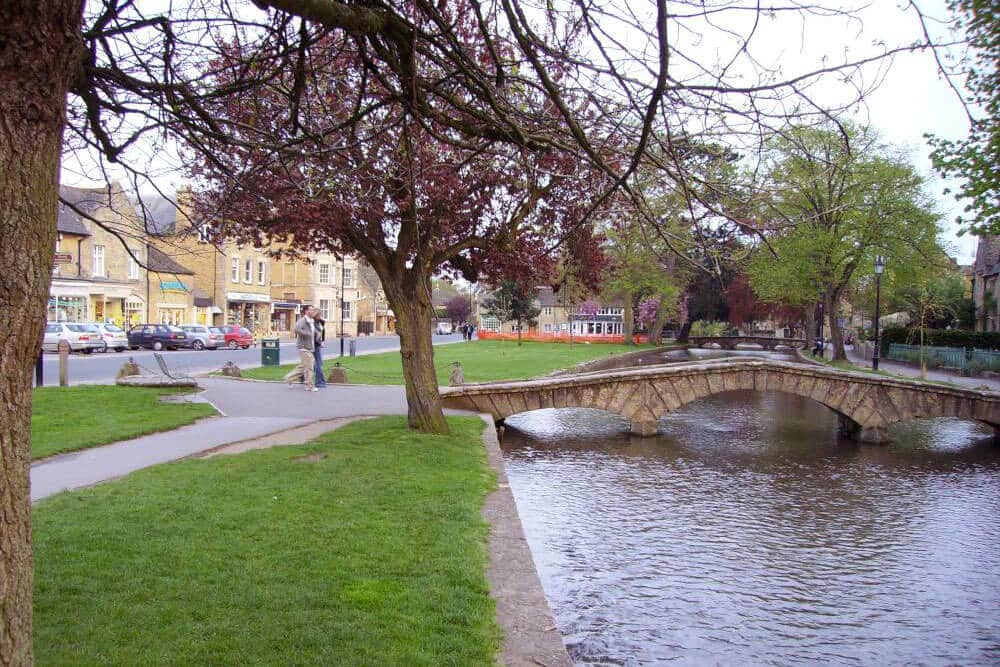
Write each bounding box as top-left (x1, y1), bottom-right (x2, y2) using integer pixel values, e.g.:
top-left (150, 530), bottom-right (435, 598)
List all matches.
top-left (284, 306), bottom-right (318, 391)
top-left (313, 314), bottom-right (327, 389)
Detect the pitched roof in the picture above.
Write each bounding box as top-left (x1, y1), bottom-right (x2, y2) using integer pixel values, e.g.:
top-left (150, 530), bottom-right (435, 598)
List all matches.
top-left (536, 286), bottom-right (561, 306)
top-left (146, 245), bottom-right (194, 275)
top-left (135, 195), bottom-right (184, 235)
top-left (974, 235), bottom-right (1000, 277)
top-left (56, 185), bottom-right (104, 236)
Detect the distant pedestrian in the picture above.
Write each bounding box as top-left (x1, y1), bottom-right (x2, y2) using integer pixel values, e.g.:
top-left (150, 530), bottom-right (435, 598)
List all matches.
top-left (284, 306), bottom-right (318, 391)
top-left (313, 314), bottom-right (327, 388)
top-left (812, 336), bottom-right (824, 358)
top-left (463, 323), bottom-right (470, 340)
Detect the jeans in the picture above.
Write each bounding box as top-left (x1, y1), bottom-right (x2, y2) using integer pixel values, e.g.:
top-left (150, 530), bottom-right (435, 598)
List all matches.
top-left (314, 344), bottom-right (327, 387)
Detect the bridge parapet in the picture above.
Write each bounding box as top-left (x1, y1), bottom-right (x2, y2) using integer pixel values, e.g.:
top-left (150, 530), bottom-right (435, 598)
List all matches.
top-left (687, 336), bottom-right (806, 351)
top-left (440, 359), bottom-right (1000, 443)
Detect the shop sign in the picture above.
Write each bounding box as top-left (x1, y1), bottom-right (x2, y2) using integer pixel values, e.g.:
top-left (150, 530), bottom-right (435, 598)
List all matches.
top-left (53, 253), bottom-right (73, 264)
top-left (227, 291), bottom-right (271, 303)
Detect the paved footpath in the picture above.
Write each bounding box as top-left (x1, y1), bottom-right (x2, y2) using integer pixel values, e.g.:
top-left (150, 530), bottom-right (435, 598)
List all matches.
top-left (31, 378), bottom-right (413, 502)
top-left (845, 348), bottom-right (1000, 391)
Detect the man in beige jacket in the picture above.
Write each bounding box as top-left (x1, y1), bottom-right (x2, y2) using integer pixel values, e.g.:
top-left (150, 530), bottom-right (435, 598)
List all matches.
top-left (284, 306), bottom-right (319, 391)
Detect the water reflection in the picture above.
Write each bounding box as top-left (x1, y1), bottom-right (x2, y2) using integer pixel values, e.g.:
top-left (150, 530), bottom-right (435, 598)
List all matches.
top-left (501, 392), bottom-right (1000, 666)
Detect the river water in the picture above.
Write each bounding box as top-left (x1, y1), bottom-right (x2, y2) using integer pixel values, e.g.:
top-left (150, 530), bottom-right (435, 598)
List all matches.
top-left (500, 366), bottom-right (1000, 665)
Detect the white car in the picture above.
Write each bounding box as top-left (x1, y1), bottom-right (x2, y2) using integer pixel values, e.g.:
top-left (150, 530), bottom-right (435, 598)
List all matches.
top-left (42, 322), bottom-right (103, 354)
top-left (435, 322), bottom-right (453, 335)
top-left (89, 322), bottom-right (129, 353)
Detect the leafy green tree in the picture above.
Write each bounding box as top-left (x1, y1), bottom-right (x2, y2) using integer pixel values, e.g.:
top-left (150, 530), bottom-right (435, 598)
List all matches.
top-left (748, 123), bottom-right (945, 360)
top-left (895, 276), bottom-right (964, 377)
top-left (927, 0), bottom-right (999, 234)
top-left (603, 220), bottom-right (682, 345)
top-left (482, 281), bottom-right (541, 346)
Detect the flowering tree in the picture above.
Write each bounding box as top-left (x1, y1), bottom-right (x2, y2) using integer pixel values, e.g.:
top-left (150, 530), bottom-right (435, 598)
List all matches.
top-left (445, 296), bottom-right (472, 326)
top-left (191, 29), bottom-right (610, 433)
top-left (638, 297), bottom-right (661, 326)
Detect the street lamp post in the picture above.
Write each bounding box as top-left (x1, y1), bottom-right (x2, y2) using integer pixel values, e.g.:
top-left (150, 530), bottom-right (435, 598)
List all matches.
top-left (873, 255), bottom-right (885, 370)
top-left (339, 256), bottom-right (346, 357)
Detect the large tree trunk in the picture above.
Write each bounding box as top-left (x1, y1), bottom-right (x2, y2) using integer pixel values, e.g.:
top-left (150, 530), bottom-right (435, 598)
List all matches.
top-left (676, 320), bottom-right (692, 343)
top-left (1, 3), bottom-right (83, 664)
top-left (827, 292), bottom-right (846, 361)
top-left (649, 301), bottom-right (670, 345)
top-left (622, 292), bottom-right (634, 345)
top-left (804, 306), bottom-right (816, 349)
top-left (383, 269), bottom-right (449, 433)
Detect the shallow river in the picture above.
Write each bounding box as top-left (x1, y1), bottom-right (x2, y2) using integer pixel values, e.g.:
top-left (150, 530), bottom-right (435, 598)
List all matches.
top-left (501, 388), bottom-right (1000, 665)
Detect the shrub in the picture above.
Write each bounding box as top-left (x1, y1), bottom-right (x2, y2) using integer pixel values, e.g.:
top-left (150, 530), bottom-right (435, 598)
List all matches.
top-left (880, 327), bottom-right (1000, 350)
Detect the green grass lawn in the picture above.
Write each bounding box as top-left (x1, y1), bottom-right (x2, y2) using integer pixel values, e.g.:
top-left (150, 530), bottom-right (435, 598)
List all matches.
top-left (31, 386), bottom-right (217, 460)
top-left (34, 416), bottom-right (500, 666)
top-left (243, 339), bottom-right (650, 384)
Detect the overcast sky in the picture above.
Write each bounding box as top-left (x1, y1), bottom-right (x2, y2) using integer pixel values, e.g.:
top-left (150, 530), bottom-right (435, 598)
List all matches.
top-left (61, 0), bottom-right (980, 263)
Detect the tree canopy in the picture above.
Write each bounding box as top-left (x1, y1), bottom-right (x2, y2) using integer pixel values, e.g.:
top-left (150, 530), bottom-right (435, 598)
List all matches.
top-left (747, 123), bottom-right (946, 359)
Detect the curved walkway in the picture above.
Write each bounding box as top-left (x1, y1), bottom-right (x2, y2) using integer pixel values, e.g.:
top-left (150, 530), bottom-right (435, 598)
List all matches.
top-left (31, 378), bottom-right (411, 502)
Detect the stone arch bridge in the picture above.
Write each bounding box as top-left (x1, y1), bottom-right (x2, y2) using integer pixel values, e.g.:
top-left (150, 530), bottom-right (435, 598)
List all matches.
top-left (687, 336), bottom-right (806, 350)
top-left (440, 360), bottom-right (1000, 443)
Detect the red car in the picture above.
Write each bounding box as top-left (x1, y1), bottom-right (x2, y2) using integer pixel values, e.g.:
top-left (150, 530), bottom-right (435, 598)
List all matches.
top-left (217, 325), bottom-right (254, 349)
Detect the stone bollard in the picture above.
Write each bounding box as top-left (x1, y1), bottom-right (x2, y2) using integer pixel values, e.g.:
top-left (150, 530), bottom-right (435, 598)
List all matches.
top-left (326, 363), bottom-right (348, 384)
top-left (221, 361), bottom-right (242, 378)
top-left (449, 361), bottom-right (465, 386)
top-left (57, 340), bottom-right (70, 387)
top-left (116, 357), bottom-right (140, 379)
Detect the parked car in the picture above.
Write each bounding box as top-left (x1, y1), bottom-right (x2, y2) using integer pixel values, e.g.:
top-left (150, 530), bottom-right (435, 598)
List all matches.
top-left (179, 324), bottom-right (226, 350)
top-left (435, 322), bottom-right (453, 335)
top-left (127, 323), bottom-right (194, 351)
top-left (42, 322), bottom-right (103, 354)
top-left (89, 322), bottom-right (128, 353)
top-left (216, 325), bottom-right (254, 349)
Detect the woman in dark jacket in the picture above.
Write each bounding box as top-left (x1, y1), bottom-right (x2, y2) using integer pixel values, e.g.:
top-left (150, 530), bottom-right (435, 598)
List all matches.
top-left (313, 315), bottom-right (328, 388)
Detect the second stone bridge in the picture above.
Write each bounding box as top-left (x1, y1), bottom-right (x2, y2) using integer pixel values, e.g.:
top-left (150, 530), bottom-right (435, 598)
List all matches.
top-left (440, 359), bottom-right (1000, 442)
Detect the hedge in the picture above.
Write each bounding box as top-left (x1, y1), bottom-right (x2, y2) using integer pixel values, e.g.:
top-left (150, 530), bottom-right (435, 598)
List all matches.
top-left (880, 326), bottom-right (1000, 350)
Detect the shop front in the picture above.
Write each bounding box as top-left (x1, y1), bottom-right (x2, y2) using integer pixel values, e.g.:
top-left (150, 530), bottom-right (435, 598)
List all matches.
top-left (271, 301), bottom-right (302, 334)
top-left (90, 284), bottom-right (139, 326)
top-left (227, 291), bottom-right (272, 332)
top-left (48, 280), bottom-right (91, 322)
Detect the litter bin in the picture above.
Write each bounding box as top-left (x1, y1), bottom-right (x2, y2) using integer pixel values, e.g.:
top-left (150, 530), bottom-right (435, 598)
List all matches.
top-left (349, 339), bottom-right (357, 357)
top-left (261, 338), bottom-right (280, 366)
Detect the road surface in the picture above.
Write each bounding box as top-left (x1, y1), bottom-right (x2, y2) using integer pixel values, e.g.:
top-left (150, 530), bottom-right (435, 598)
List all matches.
top-left (34, 333), bottom-right (466, 386)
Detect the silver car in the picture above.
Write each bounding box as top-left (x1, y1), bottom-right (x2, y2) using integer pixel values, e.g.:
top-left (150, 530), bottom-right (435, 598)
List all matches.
top-left (179, 324), bottom-right (225, 351)
top-left (42, 322), bottom-right (104, 354)
top-left (89, 322), bottom-right (129, 353)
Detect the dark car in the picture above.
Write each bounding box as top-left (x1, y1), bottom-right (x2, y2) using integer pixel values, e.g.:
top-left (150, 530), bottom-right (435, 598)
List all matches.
top-left (127, 323), bottom-right (194, 351)
top-left (217, 325), bottom-right (254, 349)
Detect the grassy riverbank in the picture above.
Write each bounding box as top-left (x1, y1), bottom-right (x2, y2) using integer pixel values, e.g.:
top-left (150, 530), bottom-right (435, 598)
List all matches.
top-left (241, 339), bottom-right (649, 384)
top-left (31, 386), bottom-right (216, 460)
top-left (33, 416), bottom-right (499, 665)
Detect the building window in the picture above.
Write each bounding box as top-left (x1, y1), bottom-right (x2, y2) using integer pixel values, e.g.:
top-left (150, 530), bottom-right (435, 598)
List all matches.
top-left (257, 261), bottom-right (266, 285)
top-left (231, 257), bottom-right (240, 282)
top-left (481, 317), bottom-right (500, 332)
top-left (343, 267), bottom-right (353, 287)
top-left (55, 234), bottom-right (62, 252)
top-left (128, 249), bottom-right (140, 280)
top-left (342, 300), bottom-right (352, 320)
top-left (244, 259), bottom-right (252, 283)
top-left (318, 263), bottom-right (331, 284)
top-left (92, 245), bottom-right (105, 277)
top-left (319, 299), bottom-right (330, 320)
top-left (544, 323), bottom-right (552, 332)
top-left (543, 307), bottom-right (552, 316)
